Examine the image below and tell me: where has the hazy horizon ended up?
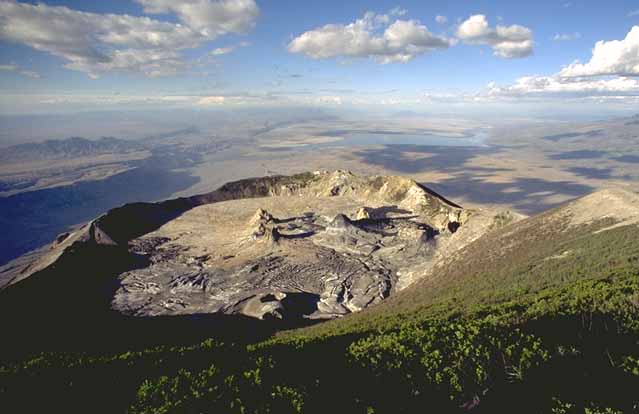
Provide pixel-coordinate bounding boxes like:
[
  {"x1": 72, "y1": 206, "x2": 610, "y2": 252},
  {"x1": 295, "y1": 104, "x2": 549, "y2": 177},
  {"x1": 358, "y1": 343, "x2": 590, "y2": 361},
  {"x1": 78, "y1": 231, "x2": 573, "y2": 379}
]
[{"x1": 1, "y1": 0, "x2": 638, "y2": 118}]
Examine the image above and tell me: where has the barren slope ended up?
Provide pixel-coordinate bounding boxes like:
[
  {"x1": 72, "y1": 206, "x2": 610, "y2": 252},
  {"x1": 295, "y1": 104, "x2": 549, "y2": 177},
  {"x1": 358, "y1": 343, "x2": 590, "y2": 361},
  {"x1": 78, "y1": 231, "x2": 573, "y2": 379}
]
[{"x1": 1, "y1": 171, "x2": 515, "y2": 330}]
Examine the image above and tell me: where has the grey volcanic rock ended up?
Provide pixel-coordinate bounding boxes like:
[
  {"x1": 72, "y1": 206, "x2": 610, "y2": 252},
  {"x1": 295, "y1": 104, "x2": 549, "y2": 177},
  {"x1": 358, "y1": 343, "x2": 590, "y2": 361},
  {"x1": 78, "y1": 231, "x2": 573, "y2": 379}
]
[
  {"x1": 314, "y1": 214, "x2": 381, "y2": 255},
  {"x1": 2, "y1": 171, "x2": 515, "y2": 322},
  {"x1": 113, "y1": 232, "x2": 394, "y2": 319}
]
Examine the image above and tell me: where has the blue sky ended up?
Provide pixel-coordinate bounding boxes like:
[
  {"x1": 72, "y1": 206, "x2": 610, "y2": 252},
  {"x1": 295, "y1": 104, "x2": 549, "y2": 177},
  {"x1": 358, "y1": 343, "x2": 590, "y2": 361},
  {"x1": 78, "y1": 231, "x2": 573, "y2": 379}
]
[{"x1": 0, "y1": 0, "x2": 638, "y2": 114}]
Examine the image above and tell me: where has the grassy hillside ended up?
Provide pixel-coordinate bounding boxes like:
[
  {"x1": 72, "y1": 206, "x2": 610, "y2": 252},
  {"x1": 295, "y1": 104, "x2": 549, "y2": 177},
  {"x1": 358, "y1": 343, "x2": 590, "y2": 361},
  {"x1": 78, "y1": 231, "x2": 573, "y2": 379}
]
[{"x1": 1, "y1": 198, "x2": 639, "y2": 413}]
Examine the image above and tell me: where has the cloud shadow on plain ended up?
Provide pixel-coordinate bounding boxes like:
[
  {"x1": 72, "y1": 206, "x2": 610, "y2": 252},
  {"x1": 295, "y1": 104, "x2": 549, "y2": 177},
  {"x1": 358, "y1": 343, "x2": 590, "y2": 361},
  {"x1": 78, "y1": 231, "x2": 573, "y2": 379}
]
[
  {"x1": 548, "y1": 150, "x2": 608, "y2": 160},
  {"x1": 354, "y1": 144, "x2": 595, "y2": 214}
]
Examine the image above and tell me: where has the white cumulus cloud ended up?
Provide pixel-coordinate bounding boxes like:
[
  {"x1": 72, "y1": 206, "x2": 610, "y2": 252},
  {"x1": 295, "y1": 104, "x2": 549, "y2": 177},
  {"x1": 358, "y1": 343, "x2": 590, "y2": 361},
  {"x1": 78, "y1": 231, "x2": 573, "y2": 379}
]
[
  {"x1": 198, "y1": 95, "x2": 226, "y2": 105},
  {"x1": 288, "y1": 12, "x2": 453, "y2": 64},
  {"x1": 487, "y1": 75, "x2": 639, "y2": 98},
  {"x1": 485, "y1": 27, "x2": 639, "y2": 103},
  {"x1": 389, "y1": 7, "x2": 407, "y2": 17},
  {"x1": 211, "y1": 47, "x2": 234, "y2": 55},
  {"x1": 315, "y1": 95, "x2": 343, "y2": 105},
  {"x1": 0, "y1": 0, "x2": 259, "y2": 78},
  {"x1": 210, "y1": 41, "x2": 249, "y2": 55},
  {"x1": 0, "y1": 62, "x2": 40, "y2": 78},
  {"x1": 457, "y1": 14, "x2": 534, "y2": 58},
  {"x1": 559, "y1": 26, "x2": 639, "y2": 77},
  {"x1": 553, "y1": 32, "x2": 581, "y2": 41},
  {"x1": 435, "y1": 15, "x2": 447, "y2": 24},
  {"x1": 135, "y1": 0, "x2": 258, "y2": 37}
]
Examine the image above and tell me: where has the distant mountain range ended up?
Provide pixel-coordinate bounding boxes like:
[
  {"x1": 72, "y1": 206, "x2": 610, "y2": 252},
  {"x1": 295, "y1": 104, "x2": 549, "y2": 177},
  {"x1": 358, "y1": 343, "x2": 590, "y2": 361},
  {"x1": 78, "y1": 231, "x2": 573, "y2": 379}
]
[{"x1": 0, "y1": 136, "x2": 143, "y2": 163}]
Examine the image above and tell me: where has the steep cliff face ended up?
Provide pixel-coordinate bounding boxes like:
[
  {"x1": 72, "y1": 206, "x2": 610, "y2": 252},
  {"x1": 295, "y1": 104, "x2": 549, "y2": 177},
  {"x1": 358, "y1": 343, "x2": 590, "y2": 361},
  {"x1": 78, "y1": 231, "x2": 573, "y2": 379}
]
[{"x1": 87, "y1": 170, "x2": 466, "y2": 243}]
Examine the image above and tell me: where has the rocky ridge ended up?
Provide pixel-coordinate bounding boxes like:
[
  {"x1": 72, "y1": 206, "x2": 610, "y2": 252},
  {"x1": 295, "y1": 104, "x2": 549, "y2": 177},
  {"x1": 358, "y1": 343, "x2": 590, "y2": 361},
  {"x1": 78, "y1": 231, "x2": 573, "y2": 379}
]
[{"x1": 0, "y1": 171, "x2": 511, "y2": 321}]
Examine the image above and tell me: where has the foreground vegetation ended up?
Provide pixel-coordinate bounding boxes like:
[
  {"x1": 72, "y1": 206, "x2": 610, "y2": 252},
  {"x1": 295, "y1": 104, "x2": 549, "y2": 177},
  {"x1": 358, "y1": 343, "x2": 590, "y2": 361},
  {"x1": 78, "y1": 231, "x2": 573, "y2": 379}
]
[{"x1": 1, "y1": 221, "x2": 638, "y2": 413}]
